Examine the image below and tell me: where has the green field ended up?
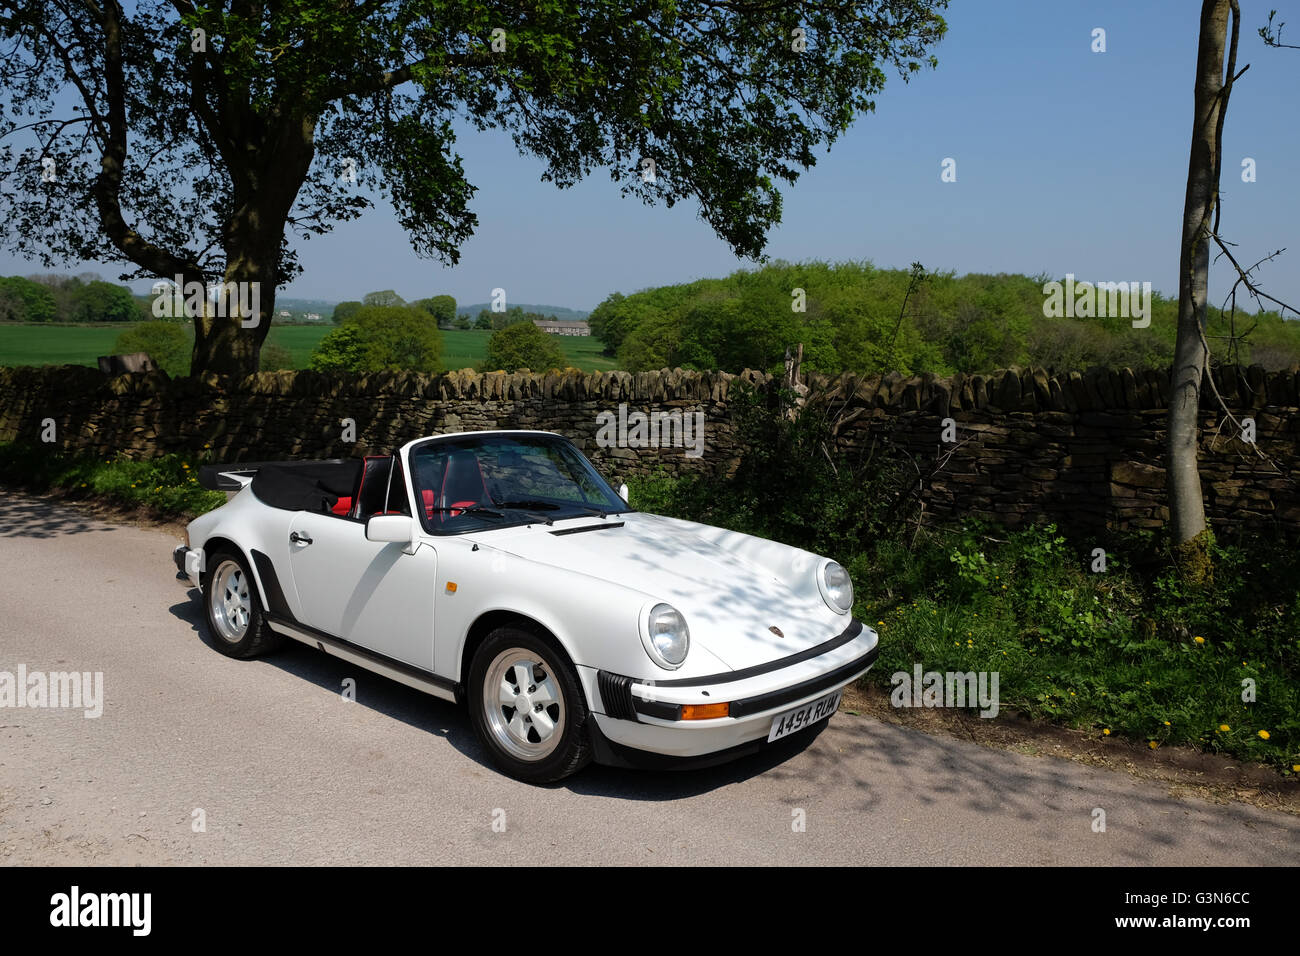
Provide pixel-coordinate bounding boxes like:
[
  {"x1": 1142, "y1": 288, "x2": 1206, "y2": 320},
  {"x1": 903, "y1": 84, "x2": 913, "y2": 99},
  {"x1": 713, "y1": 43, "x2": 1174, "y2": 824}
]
[{"x1": 0, "y1": 323, "x2": 619, "y2": 374}]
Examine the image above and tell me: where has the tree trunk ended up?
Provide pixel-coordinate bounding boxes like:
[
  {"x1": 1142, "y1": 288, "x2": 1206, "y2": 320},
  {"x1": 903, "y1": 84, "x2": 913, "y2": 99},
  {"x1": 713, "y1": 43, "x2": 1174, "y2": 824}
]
[
  {"x1": 188, "y1": 107, "x2": 316, "y2": 378},
  {"x1": 1167, "y1": 0, "x2": 1235, "y2": 584},
  {"x1": 189, "y1": 250, "x2": 277, "y2": 377}
]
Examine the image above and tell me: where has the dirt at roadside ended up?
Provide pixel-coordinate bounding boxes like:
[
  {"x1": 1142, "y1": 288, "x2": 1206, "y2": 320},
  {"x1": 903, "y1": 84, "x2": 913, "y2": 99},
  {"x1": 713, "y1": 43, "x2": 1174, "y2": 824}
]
[{"x1": 841, "y1": 683, "x2": 1299, "y2": 816}]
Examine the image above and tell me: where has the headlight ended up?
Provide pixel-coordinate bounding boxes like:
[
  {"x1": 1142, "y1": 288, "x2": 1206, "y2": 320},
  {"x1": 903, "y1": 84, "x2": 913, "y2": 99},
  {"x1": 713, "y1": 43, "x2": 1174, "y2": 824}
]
[
  {"x1": 819, "y1": 560, "x2": 854, "y2": 614},
  {"x1": 642, "y1": 603, "x2": 690, "y2": 669}
]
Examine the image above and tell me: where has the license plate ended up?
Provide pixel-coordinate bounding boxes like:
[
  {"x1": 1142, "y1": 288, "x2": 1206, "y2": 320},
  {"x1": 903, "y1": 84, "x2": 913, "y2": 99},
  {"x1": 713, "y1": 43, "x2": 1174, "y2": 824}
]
[{"x1": 767, "y1": 689, "x2": 843, "y2": 742}]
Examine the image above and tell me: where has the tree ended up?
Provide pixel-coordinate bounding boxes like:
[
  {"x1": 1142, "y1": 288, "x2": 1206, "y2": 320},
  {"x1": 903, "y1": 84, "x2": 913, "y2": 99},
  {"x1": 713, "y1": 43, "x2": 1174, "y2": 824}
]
[
  {"x1": 1166, "y1": 0, "x2": 1247, "y2": 584},
  {"x1": 1166, "y1": 2, "x2": 1299, "y2": 582},
  {"x1": 69, "y1": 279, "x2": 138, "y2": 322},
  {"x1": 308, "y1": 323, "x2": 365, "y2": 372},
  {"x1": 0, "y1": 275, "x2": 56, "y2": 322},
  {"x1": 332, "y1": 301, "x2": 363, "y2": 324},
  {"x1": 307, "y1": 304, "x2": 441, "y2": 373},
  {"x1": 0, "y1": 1, "x2": 948, "y2": 377},
  {"x1": 472, "y1": 313, "x2": 492, "y2": 331},
  {"x1": 0, "y1": 282, "x2": 26, "y2": 322},
  {"x1": 485, "y1": 321, "x2": 567, "y2": 373},
  {"x1": 363, "y1": 289, "x2": 406, "y2": 308},
  {"x1": 414, "y1": 294, "x2": 457, "y2": 326},
  {"x1": 112, "y1": 321, "x2": 188, "y2": 376}
]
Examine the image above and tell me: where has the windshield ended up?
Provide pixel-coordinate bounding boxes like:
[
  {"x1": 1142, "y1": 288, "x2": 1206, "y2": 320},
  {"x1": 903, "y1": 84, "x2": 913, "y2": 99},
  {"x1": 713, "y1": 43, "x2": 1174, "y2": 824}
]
[{"x1": 408, "y1": 433, "x2": 628, "y2": 535}]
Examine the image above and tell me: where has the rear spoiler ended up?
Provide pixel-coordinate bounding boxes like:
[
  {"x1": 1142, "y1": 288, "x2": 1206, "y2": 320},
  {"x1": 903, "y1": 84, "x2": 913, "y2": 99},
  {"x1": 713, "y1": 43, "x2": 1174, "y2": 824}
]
[{"x1": 197, "y1": 459, "x2": 354, "y2": 492}]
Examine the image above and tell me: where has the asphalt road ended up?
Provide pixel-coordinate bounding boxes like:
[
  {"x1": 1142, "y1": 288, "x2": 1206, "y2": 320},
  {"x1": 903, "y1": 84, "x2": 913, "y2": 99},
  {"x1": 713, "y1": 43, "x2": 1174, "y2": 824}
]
[{"x1": 1, "y1": 491, "x2": 1297, "y2": 866}]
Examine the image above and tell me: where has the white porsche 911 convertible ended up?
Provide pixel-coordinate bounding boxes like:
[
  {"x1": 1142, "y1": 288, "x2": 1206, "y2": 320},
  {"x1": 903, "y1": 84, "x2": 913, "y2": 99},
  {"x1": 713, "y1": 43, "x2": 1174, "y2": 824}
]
[{"x1": 174, "y1": 430, "x2": 879, "y2": 783}]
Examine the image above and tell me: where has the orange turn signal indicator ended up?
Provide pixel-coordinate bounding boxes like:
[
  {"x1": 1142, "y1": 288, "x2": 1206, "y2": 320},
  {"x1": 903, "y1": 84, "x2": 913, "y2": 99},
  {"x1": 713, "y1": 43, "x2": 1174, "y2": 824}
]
[
  {"x1": 445, "y1": 582, "x2": 458, "y2": 593},
  {"x1": 680, "y1": 702, "x2": 730, "y2": 720}
]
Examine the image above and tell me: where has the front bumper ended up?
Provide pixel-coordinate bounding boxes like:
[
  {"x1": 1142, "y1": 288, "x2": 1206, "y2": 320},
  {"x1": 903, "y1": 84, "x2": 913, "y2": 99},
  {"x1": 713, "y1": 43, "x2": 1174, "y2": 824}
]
[
  {"x1": 173, "y1": 544, "x2": 203, "y2": 587},
  {"x1": 585, "y1": 618, "x2": 878, "y2": 762}
]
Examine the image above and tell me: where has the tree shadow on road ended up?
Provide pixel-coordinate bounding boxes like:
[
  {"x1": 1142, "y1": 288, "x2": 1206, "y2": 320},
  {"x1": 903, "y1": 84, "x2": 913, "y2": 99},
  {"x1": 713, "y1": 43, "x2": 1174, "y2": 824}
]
[{"x1": 0, "y1": 493, "x2": 119, "y2": 539}]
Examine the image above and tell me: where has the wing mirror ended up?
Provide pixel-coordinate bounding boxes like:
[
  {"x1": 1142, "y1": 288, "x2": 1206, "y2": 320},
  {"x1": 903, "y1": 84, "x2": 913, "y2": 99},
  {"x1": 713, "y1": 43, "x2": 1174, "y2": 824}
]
[
  {"x1": 618, "y1": 483, "x2": 629, "y2": 504},
  {"x1": 366, "y1": 514, "x2": 411, "y2": 544}
]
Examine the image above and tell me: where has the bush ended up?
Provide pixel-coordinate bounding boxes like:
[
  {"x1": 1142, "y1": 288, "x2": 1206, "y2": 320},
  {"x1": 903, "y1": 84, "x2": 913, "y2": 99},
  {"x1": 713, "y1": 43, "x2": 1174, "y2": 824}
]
[
  {"x1": 308, "y1": 323, "x2": 365, "y2": 372},
  {"x1": 636, "y1": 381, "x2": 914, "y2": 560},
  {"x1": 260, "y1": 342, "x2": 295, "y2": 371},
  {"x1": 484, "y1": 320, "x2": 567, "y2": 373},
  {"x1": 0, "y1": 442, "x2": 225, "y2": 519},
  {"x1": 307, "y1": 305, "x2": 442, "y2": 373},
  {"x1": 112, "y1": 321, "x2": 189, "y2": 376}
]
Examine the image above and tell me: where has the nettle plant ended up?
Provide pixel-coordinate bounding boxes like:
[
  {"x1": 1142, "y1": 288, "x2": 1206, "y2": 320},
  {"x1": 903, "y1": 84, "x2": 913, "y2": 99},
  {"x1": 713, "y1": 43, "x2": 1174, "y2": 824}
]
[{"x1": 0, "y1": 1, "x2": 947, "y2": 377}]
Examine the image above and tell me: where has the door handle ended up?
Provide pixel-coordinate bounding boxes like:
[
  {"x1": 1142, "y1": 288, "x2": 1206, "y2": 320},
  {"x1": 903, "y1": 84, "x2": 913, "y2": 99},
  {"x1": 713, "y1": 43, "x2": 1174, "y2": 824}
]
[{"x1": 290, "y1": 531, "x2": 313, "y2": 545}]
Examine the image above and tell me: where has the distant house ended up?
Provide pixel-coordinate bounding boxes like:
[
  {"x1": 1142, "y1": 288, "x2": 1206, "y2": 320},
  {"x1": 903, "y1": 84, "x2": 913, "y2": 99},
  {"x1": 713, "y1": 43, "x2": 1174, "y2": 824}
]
[
  {"x1": 304, "y1": 312, "x2": 322, "y2": 322},
  {"x1": 533, "y1": 319, "x2": 590, "y2": 336},
  {"x1": 277, "y1": 310, "x2": 291, "y2": 318}
]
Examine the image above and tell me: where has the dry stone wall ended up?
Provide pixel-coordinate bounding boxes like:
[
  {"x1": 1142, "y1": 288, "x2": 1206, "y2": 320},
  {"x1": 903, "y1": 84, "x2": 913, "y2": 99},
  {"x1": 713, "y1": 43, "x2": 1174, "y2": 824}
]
[{"x1": 1, "y1": 362, "x2": 1297, "y2": 536}]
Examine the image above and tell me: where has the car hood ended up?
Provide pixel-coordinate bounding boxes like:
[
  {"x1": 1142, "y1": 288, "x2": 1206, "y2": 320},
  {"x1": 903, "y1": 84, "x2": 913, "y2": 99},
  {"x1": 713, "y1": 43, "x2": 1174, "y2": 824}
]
[{"x1": 478, "y1": 512, "x2": 850, "y2": 672}]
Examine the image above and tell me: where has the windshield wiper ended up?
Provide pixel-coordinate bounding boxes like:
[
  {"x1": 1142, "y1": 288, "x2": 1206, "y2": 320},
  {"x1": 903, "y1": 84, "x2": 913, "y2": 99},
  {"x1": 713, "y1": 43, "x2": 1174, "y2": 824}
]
[
  {"x1": 565, "y1": 504, "x2": 610, "y2": 519},
  {"x1": 491, "y1": 500, "x2": 556, "y2": 525},
  {"x1": 497, "y1": 499, "x2": 612, "y2": 516},
  {"x1": 427, "y1": 505, "x2": 505, "y2": 519},
  {"x1": 494, "y1": 499, "x2": 560, "y2": 510}
]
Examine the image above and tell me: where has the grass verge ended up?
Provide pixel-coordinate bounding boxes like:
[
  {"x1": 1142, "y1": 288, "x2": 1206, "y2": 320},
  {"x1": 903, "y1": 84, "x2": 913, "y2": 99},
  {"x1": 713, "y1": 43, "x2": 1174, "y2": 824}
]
[{"x1": 0, "y1": 441, "x2": 225, "y2": 519}]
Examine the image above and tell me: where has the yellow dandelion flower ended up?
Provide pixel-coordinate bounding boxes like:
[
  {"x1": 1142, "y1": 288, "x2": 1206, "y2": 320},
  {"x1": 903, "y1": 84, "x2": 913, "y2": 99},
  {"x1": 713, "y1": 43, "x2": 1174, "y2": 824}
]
[
  {"x1": 1219, "y1": 724, "x2": 1230, "y2": 732},
  {"x1": 1193, "y1": 636, "x2": 1205, "y2": 644},
  {"x1": 1163, "y1": 720, "x2": 1170, "y2": 726},
  {"x1": 1102, "y1": 728, "x2": 1111, "y2": 736},
  {"x1": 1148, "y1": 741, "x2": 1158, "y2": 749},
  {"x1": 1258, "y1": 730, "x2": 1270, "y2": 740}
]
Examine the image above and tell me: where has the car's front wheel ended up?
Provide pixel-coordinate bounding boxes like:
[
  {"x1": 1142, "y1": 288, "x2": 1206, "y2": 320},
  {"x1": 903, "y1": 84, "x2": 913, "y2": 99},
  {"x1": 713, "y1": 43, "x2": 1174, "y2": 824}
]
[
  {"x1": 468, "y1": 626, "x2": 592, "y2": 783},
  {"x1": 203, "y1": 550, "x2": 283, "y2": 659}
]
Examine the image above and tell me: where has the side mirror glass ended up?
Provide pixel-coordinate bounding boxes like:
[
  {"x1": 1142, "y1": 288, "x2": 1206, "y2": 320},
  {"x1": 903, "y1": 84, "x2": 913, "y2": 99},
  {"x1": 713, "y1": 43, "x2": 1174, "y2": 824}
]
[{"x1": 618, "y1": 483, "x2": 629, "y2": 504}]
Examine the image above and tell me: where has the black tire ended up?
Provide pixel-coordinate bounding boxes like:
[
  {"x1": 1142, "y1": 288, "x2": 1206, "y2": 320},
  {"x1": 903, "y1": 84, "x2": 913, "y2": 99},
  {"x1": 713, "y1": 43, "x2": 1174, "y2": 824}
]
[
  {"x1": 203, "y1": 549, "x2": 284, "y2": 659},
  {"x1": 468, "y1": 625, "x2": 592, "y2": 784}
]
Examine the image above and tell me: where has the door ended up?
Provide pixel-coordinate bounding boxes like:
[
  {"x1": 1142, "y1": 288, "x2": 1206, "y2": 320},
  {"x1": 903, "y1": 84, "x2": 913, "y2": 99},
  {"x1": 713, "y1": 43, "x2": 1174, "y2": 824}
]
[{"x1": 284, "y1": 511, "x2": 438, "y2": 673}]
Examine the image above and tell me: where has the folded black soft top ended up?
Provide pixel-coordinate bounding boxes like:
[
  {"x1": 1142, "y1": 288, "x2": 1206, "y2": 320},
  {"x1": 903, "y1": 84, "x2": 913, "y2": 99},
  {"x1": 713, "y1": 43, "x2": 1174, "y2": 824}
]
[{"x1": 198, "y1": 459, "x2": 364, "y2": 513}]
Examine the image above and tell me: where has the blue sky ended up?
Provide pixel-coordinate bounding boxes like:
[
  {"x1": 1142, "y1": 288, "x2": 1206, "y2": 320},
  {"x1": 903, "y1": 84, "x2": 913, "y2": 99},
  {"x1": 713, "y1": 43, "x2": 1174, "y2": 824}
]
[{"x1": 5, "y1": 0, "x2": 1299, "y2": 313}]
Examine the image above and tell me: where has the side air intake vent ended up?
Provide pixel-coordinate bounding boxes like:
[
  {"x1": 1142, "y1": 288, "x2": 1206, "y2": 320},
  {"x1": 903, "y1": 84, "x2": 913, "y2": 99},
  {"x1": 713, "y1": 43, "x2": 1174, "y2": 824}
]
[{"x1": 597, "y1": 670, "x2": 638, "y2": 720}]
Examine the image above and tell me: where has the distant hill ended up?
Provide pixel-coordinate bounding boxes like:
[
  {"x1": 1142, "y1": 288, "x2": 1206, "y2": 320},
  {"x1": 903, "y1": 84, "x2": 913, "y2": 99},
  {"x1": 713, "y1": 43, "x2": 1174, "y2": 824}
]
[{"x1": 456, "y1": 302, "x2": 589, "y2": 322}]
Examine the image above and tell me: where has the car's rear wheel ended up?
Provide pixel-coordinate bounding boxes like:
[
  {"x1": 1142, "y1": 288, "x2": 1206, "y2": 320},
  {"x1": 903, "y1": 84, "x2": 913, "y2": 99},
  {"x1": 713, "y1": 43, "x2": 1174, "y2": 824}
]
[
  {"x1": 204, "y1": 550, "x2": 283, "y2": 659},
  {"x1": 468, "y1": 626, "x2": 592, "y2": 783}
]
